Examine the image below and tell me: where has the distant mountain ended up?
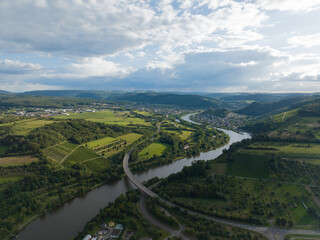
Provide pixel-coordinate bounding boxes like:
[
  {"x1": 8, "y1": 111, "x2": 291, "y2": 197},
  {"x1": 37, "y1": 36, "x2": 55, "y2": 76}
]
[
  {"x1": 235, "y1": 96, "x2": 314, "y2": 117},
  {"x1": 24, "y1": 90, "x2": 121, "y2": 100},
  {"x1": 0, "y1": 90, "x2": 12, "y2": 94},
  {"x1": 217, "y1": 93, "x2": 311, "y2": 103},
  {"x1": 113, "y1": 92, "x2": 227, "y2": 109}
]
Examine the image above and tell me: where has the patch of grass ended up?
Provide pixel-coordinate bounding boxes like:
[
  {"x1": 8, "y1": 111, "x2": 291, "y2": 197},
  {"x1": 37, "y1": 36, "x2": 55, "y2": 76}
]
[
  {"x1": 0, "y1": 155, "x2": 38, "y2": 167},
  {"x1": 82, "y1": 157, "x2": 111, "y2": 171},
  {"x1": 63, "y1": 146, "x2": 99, "y2": 166},
  {"x1": 118, "y1": 133, "x2": 143, "y2": 144},
  {"x1": 86, "y1": 136, "x2": 115, "y2": 149},
  {"x1": 226, "y1": 152, "x2": 270, "y2": 179},
  {"x1": 243, "y1": 142, "x2": 320, "y2": 164},
  {"x1": 44, "y1": 142, "x2": 78, "y2": 162},
  {"x1": 56, "y1": 110, "x2": 150, "y2": 126},
  {"x1": 139, "y1": 142, "x2": 170, "y2": 160},
  {"x1": 61, "y1": 142, "x2": 78, "y2": 150},
  {"x1": 0, "y1": 119, "x2": 55, "y2": 135},
  {"x1": 285, "y1": 234, "x2": 320, "y2": 240}
]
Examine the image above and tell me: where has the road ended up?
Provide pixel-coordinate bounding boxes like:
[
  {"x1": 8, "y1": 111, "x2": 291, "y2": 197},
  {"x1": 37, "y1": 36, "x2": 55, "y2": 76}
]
[
  {"x1": 139, "y1": 194, "x2": 189, "y2": 240},
  {"x1": 123, "y1": 149, "x2": 158, "y2": 197},
  {"x1": 123, "y1": 150, "x2": 320, "y2": 240}
]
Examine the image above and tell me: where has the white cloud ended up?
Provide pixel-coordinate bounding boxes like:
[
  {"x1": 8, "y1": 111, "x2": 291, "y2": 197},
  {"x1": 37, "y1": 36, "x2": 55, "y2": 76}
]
[
  {"x1": 68, "y1": 57, "x2": 133, "y2": 78},
  {"x1": 288, "y1": 32, "x2": 320, "y2": 48},
  {"x1": 0, "y1": 59, "x2": 42, "y2": 74},
  {"x1": 256, "y1": 0, "x2": 320, "y2": 12}
]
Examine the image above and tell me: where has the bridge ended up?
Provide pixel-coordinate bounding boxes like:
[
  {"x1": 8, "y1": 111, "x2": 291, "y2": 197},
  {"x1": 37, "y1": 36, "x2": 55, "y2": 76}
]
[{"x1": 123, "y1": 149, "x2": 158, "y2": 197}]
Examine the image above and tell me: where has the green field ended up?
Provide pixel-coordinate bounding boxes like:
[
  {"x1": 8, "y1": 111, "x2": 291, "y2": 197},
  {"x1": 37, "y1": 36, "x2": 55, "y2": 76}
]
[
  {"x1": 214, "y1": 152, "x2": 270, "y2": 179},
  {"x1": 56, "y1": 110, "x2": 150, "y2": 126},
  {"x1": 44, "y1": 142, "x2": 78, "y2": 162},
  {"x1": 0, "y1": 119, "x2": 55, "y2": 135},
  {"x1": 118, "y1": 133, "x2": 143, "y2": 143},
  {"x1": 243, "y1": 142, "x2": 320, "y2": 164},
  {"x1": 82, "y1": 157, "x2": 111, "y2": 171},
  {"x1": 0, "y1": 155, "x2": 39, "y2": 167},
  {"x1": 63, "y1": 146, "x2": 99, "y2": 166},
  {"x1": 139, "y1": 142, "x2": 170, "y2": 160},
  {"x1": 86, "y1": 136, "x2": 115, "y2": 149}
]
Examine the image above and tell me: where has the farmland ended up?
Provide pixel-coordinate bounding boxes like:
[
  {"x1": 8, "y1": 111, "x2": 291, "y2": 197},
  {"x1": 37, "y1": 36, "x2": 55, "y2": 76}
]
[
  {"x1": 44, "y1": 141, "x2": 78, "y2": 162},
  {"x1": 0, "y1": 155, "x2": 38, "y2": 167},
  {"x1": 56, "y1": 110, "x2": 151, "y2": 126},
  {"x1": 139, "y1": 142, "x2": 170, "y2": 160},
  {"x1": 0, "y1": 119, "x2": 55, "y2": 135},
  {"x1": 213, "y1": 152, "x2": 270, "y2": 179},
  {"x1": 63, "y1": 146, "x2": 100, "y2": 166},
  {"x1": 241, "y1": 142, "x2": 320, "y2": 165}
]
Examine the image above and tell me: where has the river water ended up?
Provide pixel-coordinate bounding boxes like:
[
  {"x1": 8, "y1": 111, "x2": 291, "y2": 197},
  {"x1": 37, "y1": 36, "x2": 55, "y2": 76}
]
[{"x1": 17, "y1": 114, "x2": 250, "y2": 240}]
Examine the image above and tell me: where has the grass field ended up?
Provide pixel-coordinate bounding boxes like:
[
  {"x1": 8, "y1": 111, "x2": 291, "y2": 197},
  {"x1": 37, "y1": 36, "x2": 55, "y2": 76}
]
[
  {"x1": 242, "y1": 142, "x2": 320, "y2": 164},
  {"x1": 0, "y1": 119, "x2": 55, "y2": 135},
  {"x1": 82, "y1": 157, "x2": 111, "y2": 171},
  {"x1": 44, "y1": 142, "x2": 78, "y2": 162},
  {"x1": 214, "y1": 152, "x2": 270, "y2": 178},
  {"x1": 86, "y1": 136, "x2": 115, "y2": 149},
  {"x1": 0, "y1": 155, "x2": 38, "y2": 167},
  {"x1": 139, "y1": 142, "x2": 170, "y2": 160},
  {"x1": 56, "y1": 110, "x2": 150, "y2": 126},
  {"x1": 118, "y1": 133, "x2": 143, "y2": 143},
  {"x1": 63, "y1": 146, "x2": 99, "y2": 166}
]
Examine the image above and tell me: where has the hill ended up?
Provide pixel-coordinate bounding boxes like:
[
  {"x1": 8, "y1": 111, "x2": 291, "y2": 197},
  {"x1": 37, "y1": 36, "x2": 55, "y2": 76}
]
[
  {"x1": 113, "y1": 92, "x2": 227, "y2": 109},
  {"x1": 24, "y1": 90, "x2": 120, "y2": 100},
  {"x1": 235, "y1": 96, "x2": 314, "y2": 117},
  {"x1": 202, "y1": 108, "x2": 229, "y2": 117}
]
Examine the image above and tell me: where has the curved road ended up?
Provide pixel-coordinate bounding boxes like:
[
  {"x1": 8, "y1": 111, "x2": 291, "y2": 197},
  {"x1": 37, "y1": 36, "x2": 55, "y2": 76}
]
[{"x1": 123, "y1": 150, "x2": 320, "y2": 240}]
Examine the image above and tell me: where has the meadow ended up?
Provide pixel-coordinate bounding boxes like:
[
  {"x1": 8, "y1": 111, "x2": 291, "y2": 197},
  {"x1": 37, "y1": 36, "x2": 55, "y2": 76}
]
[
  {"x1": 242, "y1": 142, "x2": 320, "y2": 165},
  {"x1": 0, "y1": 119, "x2": 55, "y2": 135},
  {"x1": 44, "y1": 141, "x2": 78, "y2": 162},
  {"x1": 139, "y1": 142, "x2": 170, "y2": 160},
  {"x1": 56, "y1": 110, "x2": 150, "y2": 126},
  {"x1": 0, "y1": 155, "x2": 38, "y2": 167},
  {"x1": 213, "y1": 152, "x2": 270, "y2": 179},
  {"x1": 63, "y1": 146, "x2": 100, "y2": 166}
]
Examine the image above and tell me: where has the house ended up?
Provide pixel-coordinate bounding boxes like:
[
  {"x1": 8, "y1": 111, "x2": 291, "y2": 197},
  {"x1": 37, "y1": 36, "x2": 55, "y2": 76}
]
[
  {"x1": 110, "y1": 224, "x2": 123, "y2": 238},
  {"x1": 111, "y1": 229, "x2": 121, "y2": 238},
  {"x1": 83, "y1": 235, "x2": 91, "y2": 240}
]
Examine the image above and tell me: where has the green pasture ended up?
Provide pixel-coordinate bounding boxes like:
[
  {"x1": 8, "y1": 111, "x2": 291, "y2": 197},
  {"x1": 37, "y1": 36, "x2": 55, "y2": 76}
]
[
  {"x1": 56, "y1": 110, "x2": 150, "y2": 126},
  {"x1": 82, "y1": 157, "x2": 111, "y2": 171},
  {"x1": 0, "y1": 119, "x2": 55, "y2": 135},
  {"x1": 44, "y1": 142, "x2": 78, "y2": 162},
  {"x1": 86, "y1": 136, "x2": 115, "y2": 149},
  {"x1": 63, "y1": 146, "x2": 99, "y2": 166},
  {"x1": 243, "y1": 142, "x2": 320, "y2": 164},
  {"x1": 118, "y1": 133, "x2": 142, "y2": 143},
  {"x1": 0, "y1": 155, "x2": 39, "y2": 167},
  {"x1": 139, "y1": 142, "x2": 170, "y2": 160},
  {"x1": 215, "y1": 152, "x2": 270, "y2": 178}
]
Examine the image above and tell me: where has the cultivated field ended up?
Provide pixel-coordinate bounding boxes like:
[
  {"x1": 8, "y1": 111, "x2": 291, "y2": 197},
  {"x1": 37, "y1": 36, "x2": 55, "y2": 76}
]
[
  {"x1": 63, "y1": 146, "x2": 99, "y2": 166},
  {"x1": 139, "y1": 142, "x2": 170, "y2": 160},
  {"x1": 0, "y1": 155, "x2": 38, "y2": 167},
  {"x1": 56, "y1": 110, "x2": 150, "y2": 126},
  {"x1": 44, "y1": 141, "x2": 78, "y2": 162},
  {"x1": 0, "y1": 119, "x2": 55, "y2": 135}
]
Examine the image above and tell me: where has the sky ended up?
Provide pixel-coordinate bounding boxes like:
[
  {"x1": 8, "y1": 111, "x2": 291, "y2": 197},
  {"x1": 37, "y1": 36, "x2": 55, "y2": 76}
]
[{"x1": 0, "y1": 0, "x2": 320, "y2": 93}]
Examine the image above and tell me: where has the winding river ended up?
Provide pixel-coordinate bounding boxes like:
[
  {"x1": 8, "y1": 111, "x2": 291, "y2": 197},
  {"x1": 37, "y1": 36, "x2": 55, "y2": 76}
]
[{"x1": 17, "y1": 114, "x2": 250, "y2": 240}]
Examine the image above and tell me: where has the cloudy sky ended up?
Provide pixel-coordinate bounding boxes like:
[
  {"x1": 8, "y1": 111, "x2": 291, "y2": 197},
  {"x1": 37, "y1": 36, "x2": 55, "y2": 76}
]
[{"x1": 1, "y1": 0, "x2": 320, "y2": 92}]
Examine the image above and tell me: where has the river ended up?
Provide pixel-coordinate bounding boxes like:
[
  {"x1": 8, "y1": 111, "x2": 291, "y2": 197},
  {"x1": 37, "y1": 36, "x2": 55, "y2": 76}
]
[{"x1": 17, "y1": 114, "x2": 250, "y2": 240}]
